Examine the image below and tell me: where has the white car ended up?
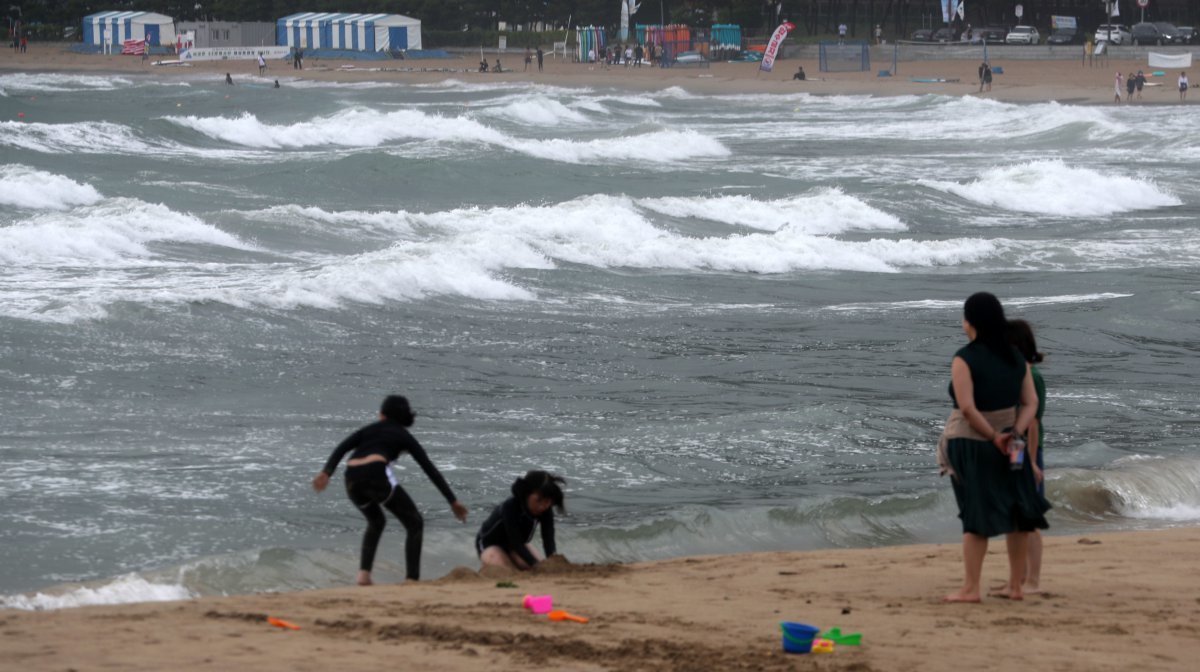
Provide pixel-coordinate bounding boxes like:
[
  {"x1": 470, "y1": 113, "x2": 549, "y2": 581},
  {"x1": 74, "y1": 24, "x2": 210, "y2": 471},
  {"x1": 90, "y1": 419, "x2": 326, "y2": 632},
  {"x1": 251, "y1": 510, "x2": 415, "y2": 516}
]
[
  {"x1": 1005, "y1": 26, "x2": 1040, "y2": 44},
  {"x1": 1094, "y1": 24, "x2": 1131, "y2": 45}
]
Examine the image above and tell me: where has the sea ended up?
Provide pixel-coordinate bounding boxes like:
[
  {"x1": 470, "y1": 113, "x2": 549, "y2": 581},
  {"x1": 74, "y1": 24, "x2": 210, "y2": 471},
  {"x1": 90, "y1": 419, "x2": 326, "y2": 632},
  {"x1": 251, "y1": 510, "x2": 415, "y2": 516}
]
[{"x1": 1, "y1": 69, "x2": 1198, "y2": 610}]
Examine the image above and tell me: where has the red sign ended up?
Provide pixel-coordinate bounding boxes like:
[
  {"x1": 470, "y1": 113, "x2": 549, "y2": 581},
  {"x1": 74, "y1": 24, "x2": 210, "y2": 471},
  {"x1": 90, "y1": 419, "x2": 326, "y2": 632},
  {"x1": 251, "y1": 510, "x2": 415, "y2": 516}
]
[{"x1": 1136, "y1": 0, "x2": 1149, "y2": 8}]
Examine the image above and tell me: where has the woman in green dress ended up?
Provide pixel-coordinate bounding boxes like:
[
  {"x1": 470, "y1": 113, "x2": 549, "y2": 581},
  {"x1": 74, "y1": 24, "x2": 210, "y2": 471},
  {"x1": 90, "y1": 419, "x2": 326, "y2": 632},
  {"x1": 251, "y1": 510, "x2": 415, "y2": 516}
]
[
  {"x1": 1008, "y1": 319, "x2": 1047, "y2": 593},
  {"x1": 940, "y1": 293, "x2": 1049, "y2": 603}
]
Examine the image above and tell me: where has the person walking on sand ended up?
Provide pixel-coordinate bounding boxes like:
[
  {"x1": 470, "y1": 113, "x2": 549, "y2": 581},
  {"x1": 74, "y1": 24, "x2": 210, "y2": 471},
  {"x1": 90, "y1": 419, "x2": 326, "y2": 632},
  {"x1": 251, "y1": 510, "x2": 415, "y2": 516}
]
[
  {"x1": 978, "y1": 61, "x2": 988, "y2": 93},
  {"x1": 938, "y1": 293, "x2": 1050, "y2": 603},
  {"x1": 477, "y1": 471, "x2": 567, "y2": 571},
  {"x1": 313, "y1": 395, "x2": 469, "y2": 586},
  {"x1": 1114, "y1": 71, "x2": 1123, "y2": 104},
  {"x1": 524, "y1": 46, "x2": 532, "y2": 71},
  {"x1": 1180, "y1": 72, "x2": 1190, "y2": 101},
  {"x1": 536, "y1": 46, "x2": 544, "y2": 72},
  {"x1": 257, "y1": 52, "x2": 266, "y2": 76}
]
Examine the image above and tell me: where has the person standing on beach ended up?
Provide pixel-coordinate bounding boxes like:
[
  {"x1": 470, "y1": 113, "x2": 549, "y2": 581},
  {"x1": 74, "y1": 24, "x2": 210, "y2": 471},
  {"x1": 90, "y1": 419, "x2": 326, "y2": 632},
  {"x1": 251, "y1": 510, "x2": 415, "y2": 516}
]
[
  {"x1": 524, "y1": 46, "x2": 532, "y2": 71},
  {"x1": 536, "y1": 46, "x2": 544, "y2": 72},
  {"x1": 312, "y1": 395, "x2": 469, "y2": 586},
  {"x1": 978, "y1": 62, "x2": 988, "y2": 93},
  {"x1": 476, "y1": 471, "x2": 566, "y2": 571},
  {"x1": 1180, "y1": 72, "x2": 1189, "y2": 101},
  {"x1": 1126, "y1": 72, "x2": 1137, "y2": 102},
  {"x1": 1085, "y1": 38, "x2": 1094, "y2": 67},
  {"x1": 635, "y1": 43, "x2": 643, "y2": 67},
  {"x1": 1135, "y1": 70, "x2": 1145, "y2": 100},
  {"x1": 838, "y1": 23, "x2": 847, "y2": 45},
  {"x1": 1114, "y1": 71, "x2": 1123, "y2": 104},
  {"x1": 257, "y1": 52, "x2": 266, "y2": 76},
  {"x1": 874, "y1": 24, "x2": 883, "y2": 45},
  {"x1": 1008, "y1": 319, "x2": 1047, "y2": 594},
  {"x1": 938, "y1": 292, "x2": 1049, "y2": 603}
]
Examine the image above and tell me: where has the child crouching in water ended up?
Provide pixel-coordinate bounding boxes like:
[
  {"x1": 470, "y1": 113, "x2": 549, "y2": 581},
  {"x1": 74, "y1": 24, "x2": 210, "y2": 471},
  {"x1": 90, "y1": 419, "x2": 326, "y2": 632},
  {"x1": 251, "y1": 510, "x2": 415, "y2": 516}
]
[{"x1": 476, "y1": 470, "x2": 565, "y2": 570}]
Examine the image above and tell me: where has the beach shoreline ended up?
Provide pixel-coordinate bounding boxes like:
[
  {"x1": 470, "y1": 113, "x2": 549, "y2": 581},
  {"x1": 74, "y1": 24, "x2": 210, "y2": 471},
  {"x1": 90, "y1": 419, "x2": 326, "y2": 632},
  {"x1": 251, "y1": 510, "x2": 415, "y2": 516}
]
[
  {"x1": 2, "y1": 44, "x2": 1194, "y2": 105},
  {"x1": 3, "y1": 527, "x2": 1198, "y2": 671}
]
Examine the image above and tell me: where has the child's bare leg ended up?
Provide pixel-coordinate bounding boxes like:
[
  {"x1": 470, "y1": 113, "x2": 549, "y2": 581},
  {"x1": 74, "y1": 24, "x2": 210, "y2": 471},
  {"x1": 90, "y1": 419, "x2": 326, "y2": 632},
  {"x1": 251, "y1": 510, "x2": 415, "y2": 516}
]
[{"x1": 480, "y1": 546, "x2": 517, "y2": 571}]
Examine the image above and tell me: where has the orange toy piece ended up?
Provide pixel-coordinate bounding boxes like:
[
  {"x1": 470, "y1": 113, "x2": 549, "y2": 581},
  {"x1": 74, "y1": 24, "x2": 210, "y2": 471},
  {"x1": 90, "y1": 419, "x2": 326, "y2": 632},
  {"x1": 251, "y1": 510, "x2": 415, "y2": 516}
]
[
  {"x1": 547, "y1": 610, "x2": 589, "y2": 624},
  {"x1": 267, "y1": 616, "x2": 301, "y2": 630}
]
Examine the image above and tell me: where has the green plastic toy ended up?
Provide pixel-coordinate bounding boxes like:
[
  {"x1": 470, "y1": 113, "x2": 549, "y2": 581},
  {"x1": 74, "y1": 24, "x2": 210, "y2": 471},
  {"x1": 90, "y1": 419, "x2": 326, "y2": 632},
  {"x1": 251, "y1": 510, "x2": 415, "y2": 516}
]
[{"x1": 817, "y1": 627, "x2": 863, "y2": 646}]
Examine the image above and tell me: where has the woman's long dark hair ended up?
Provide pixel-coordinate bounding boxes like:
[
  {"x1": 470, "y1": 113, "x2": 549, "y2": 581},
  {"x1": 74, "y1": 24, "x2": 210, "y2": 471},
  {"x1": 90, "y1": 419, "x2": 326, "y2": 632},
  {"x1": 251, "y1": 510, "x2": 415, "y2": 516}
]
[
  {"x1": 512, "y1": 470, "x2": 567, "y2": 514},
  {"x1": 964, "y1": 292, "x2": 1017, "y2": 365},
  {"x1": 380, "y1": 395, "x2": 416, "y2": 427},
  {"x1": 1007, "y1": 319, "x2": 1045, "y2": 364}
]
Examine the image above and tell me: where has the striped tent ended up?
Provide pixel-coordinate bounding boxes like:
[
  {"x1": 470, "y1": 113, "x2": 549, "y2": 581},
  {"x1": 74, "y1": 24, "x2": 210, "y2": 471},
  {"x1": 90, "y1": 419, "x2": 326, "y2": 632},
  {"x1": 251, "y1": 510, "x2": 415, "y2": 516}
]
[
  {"x1": 83, "y1": 11, "x2": 177, "y2": 47},
  {"x1": 276, "y1": 12, "x2": 421, "y2": 51}
]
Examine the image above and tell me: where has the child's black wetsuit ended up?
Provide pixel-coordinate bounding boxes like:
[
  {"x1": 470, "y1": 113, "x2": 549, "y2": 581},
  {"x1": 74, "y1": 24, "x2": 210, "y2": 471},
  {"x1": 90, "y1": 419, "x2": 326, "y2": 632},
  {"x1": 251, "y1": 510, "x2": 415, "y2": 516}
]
[
  {"x1": 321, "y1": 420, "x2": 457, "y2": 579},
  {"x1": 475, "y1": 497, "x2": 555, "y2": 567}
]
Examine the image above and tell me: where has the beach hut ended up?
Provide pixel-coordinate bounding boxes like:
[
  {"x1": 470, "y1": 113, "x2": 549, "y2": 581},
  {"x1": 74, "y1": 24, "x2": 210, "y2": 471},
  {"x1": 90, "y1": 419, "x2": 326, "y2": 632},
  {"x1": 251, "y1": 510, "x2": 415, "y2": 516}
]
[
  {"x1": 83, "y1": 11, "x2": 177, "y2": 48},
  {"x1": 276, "y1": 12, "x2": 421, "y2": 51}
]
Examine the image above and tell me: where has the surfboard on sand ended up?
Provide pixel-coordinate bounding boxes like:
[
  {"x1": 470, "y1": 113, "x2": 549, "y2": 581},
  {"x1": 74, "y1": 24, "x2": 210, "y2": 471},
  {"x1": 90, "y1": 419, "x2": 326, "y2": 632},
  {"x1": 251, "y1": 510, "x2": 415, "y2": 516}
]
[
  {"x1": 153, "y1": 60, "x2": 190, "y2": 67},
  {"x1": 910, "y1": 77, "x2": 960, "y2": 83}
]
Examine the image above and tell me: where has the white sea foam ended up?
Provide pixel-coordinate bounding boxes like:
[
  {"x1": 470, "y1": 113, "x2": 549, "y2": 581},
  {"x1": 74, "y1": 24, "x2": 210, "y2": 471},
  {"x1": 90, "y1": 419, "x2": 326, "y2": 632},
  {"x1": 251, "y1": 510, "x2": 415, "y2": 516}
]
[
  {"x1": 0, "y1": 198, "x2": 250, "y2": 266},
  {"x1": 822, "y1": 293, "x2": 1134, "y2": 313},
  {"x1": 487, "y1": 96, "x2": 590, "y2": 126},
  {"x1": 638, "y1": 189, "x2": 906, "y2": 234},
  {"x1": 244, "y1": 204, "x2": 414, "y2": 234},
  {"x1": 0, "y1": 119, "x2": 155, "y2": 154},
  {"x1": 0, "y1": 165, "x2": 102, "y2": 210},
  {"x1": 922, "y1": 160, "x2": 1181, "y2": 216},
  {"x1": 0, "y1": 73, "x2": 136, "y2": 94},
  {"x1": 0, "y1": 574, "x2": 192, "y2": 610},
  {"x1": 167, "y1": 109, "x2": 729, "y2": 163}
]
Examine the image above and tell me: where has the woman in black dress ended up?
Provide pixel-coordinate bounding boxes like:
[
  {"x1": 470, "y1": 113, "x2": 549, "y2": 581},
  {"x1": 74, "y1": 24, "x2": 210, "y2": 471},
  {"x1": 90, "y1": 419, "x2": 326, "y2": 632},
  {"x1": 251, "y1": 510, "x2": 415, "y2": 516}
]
[{"x1": 940, "y1": 293, "x2": 1049, "y2": 602}]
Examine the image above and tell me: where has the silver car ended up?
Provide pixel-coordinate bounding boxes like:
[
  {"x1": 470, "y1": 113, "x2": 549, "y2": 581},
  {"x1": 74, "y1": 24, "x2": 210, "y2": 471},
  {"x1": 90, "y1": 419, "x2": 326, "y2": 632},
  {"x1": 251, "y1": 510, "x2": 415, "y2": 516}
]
[
  {"x1": 1005, "y1": 26, "x2": 1040, "y2": 45},
  {"x1": 1094, "y1": 24, "x2": 1131, "y2": 45}
]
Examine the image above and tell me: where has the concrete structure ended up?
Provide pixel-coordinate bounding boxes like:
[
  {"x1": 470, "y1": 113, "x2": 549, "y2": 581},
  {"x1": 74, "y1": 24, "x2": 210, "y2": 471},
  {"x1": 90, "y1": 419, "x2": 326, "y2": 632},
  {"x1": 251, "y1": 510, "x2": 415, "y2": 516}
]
[
  {"x1": 83, "y1": 11, "x2": 177, "y2": 47},
  {"x1": 176, "y1": 22, "x2": 276, "y2": 48},
  {"x1": 276, "y1": 12, "x2": 422, "y2": 51}
]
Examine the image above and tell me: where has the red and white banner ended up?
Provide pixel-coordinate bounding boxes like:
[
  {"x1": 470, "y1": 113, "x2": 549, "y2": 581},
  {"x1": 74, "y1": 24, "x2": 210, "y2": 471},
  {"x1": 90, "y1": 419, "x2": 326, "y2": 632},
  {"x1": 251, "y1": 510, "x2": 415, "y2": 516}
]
[
  {"x1": 121, "y1": 39, "x2": 147, "y2": 55},
  {"x1": 759, "y1": 22, "x2": 796, "y2": 73}
]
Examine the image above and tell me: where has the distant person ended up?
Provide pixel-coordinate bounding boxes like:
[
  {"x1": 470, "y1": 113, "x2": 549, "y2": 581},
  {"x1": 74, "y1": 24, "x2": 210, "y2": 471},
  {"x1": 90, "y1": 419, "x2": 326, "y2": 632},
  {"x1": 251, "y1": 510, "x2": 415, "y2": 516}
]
[
  {"x1": 1125, "y1": 72, "x2": 1136, "y2": 101},
  {"x1": 587, "y1": 47, "x2": 596, "y2": 63},
  {"x1": 494, "y1": 58, "x2": 503, "y2": 72},
  {"x1": 273, "y1": 79, "x2": 280, "y2": 88},
  {"x1": 257, "y1": 52, "x2": 266, "y2": 75},
  {"x1": 1135, "y1": 70, "x2": 1145, "y2": 99},
  {"x1": 624, "y1": 44, "x2": 633, "y2": 67},
  {"x1": 838, "y1": 23, "x2": 847, "y2": 45},
  {"x1": 939, "y1": 293, "x2": 1048, "y2": 603},
  {"x1": 142, "y1": 40, "x2": 149, "y2": 64},
  {"x1": 225, "y1": 72, "x2": 233, "y2": 85},
  {"x1": 1180, "y1": 71, "x2": 1190, "y2": 101},
  {"x1": 477, "y1": 471, "x2": 566, "y2": 571},
  {"x1": 20, "y1": 34, "x2": 27, "y2": 53},
  {"x1": 293, "y1": 47, "x2": 303, "y2": 70},
  {"x1": 978, "y1": 61, "x2": 988, "y2": 92},
  {"x1": 479, "y1": 59, "x2": 489, "y2": 72},
  {"x1": 1114, "y1": 71, "x2": 1123, "y2": 104},
  {"x1": 793, "y1": 65, "x2": 806, "y2": 80},
  {"x1": 635, "y1": 43, "x2": 643, "y2": 67},
  {"x1": 312, "y1": 395, "x2": 469, "y2": 586},
  {"x1": 983, "y1": 63, "x2": 993, "y2": 91},
  {"x1": 524, "y1": 46, "x2": 532, "y2": 71},
  {"x1": 536, "y1": 46, "x2": 544, "y2": 72},
  {"x1": 874, "y1": 24, "x2": 883, "y2": 45},
  {"x1": 1008, "y1": 319, "x2": 1048, "y2": 595}
]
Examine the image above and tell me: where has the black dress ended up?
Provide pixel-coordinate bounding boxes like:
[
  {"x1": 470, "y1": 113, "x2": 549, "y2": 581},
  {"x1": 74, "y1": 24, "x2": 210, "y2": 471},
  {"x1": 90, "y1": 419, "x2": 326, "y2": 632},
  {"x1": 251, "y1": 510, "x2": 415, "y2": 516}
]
[{"x1": 947, "y1": 341, "x2": 1050, "y2": 537}]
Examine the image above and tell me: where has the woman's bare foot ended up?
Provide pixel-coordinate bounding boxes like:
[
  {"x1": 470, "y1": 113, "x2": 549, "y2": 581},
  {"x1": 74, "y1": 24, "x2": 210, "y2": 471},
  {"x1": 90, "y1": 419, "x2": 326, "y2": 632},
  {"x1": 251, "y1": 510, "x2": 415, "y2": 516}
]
[
  {"x1": 942, "y1": 592, "x2": 981, "y2": 603},
  {"x1": 356, "y1": 570, "x2": 373, "y2": 586},
  {"x1": 988, "y1": 588, "x2": 1023, "y2": 601}
]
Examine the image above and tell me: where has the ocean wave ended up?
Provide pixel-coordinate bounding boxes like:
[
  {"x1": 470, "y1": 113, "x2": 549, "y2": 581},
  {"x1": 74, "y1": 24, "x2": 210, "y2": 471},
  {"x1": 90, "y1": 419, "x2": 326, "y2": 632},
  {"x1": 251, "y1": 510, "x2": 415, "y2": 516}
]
[
  {"x1": 0, "y1": 119, "x2": 156, "y2": 155},
  {"x1": 0, "y1": 573, "x2": 192, "y2": 610},
  {"x1": 0, "y1": 165, "x2": 102, "y2": 210},
  {"x1": 921, "y1": 160, "x2": 1181, "y2": 216},
  {"x1": 638, "y1": 189, "x2": 906, "y2": 234},
  {"x1": 822, "y1": 293, "x2": 1134, "y2": 313},
  {"x1": 1052, "y1": 456, "x2": 1200, "y2": 522},
  {"x1": 0, "y1": 73, "x2": 136, "y2": 94},
  {"x1": 486, "y1": 96, "x2": 590, "y2": 126},
  {"x1": 0, "y1": 198, "x2": 250, "y2": 266},
  {"x1": 166, "y1": 108, "x2": 729, "y2": 163}
]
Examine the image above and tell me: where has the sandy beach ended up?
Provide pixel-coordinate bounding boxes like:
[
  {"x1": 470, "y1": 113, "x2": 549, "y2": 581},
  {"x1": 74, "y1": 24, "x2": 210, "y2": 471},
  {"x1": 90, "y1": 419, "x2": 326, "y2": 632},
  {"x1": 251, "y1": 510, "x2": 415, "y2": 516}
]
[
  {"x1": 1, "y1": 44, "x2": 1194, "y2": 105},
  {"x1": 2, "y1": 528, "x2": 1197, "y2": 671}
]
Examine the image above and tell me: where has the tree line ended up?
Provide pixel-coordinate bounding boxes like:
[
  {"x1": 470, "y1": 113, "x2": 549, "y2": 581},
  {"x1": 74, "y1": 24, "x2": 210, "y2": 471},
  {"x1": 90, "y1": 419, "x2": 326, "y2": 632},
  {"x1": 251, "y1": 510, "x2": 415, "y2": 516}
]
[{"x1": 12, "y1": 1, "x2": 1199, "y2": 37}]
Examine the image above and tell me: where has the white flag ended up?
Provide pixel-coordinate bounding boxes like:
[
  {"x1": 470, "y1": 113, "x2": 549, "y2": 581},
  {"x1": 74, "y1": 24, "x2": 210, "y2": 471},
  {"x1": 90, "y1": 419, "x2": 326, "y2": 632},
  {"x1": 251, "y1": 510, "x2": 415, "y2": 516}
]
[{"x1": 1109, "y1": 1, "x2": 1119, "y2": 18}]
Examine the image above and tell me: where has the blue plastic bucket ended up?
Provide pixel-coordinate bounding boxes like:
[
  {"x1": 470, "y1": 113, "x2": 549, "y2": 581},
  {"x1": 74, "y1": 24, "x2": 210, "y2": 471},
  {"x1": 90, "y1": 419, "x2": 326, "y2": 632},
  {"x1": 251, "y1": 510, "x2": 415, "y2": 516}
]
[{"x1": 780, "y1": 622, "x2": 820, "y2": 654}]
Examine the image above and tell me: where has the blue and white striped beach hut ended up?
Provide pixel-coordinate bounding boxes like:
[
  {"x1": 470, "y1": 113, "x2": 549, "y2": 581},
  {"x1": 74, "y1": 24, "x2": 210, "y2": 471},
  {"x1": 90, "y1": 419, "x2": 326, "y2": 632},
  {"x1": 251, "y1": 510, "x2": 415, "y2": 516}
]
[
  {"x1": 83, "y1": 11, "x2": 177, "y2": 47},
  {"x1": 276, "y1": 12, "x2": 421, "y2": 51}
]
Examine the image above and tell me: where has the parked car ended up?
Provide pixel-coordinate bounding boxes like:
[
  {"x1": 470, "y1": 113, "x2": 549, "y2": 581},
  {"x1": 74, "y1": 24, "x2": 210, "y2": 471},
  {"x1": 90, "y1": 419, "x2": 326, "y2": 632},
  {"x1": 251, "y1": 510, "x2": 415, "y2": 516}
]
[
  {"x1": 932, "y1": 27, "x2": 957, "y2": 42},
  {"x1": 673, "y1": 51, "x2": 707, "y2": 64},
  {"x1": 1094, "y1": 24, "x2": 1131, "y2": 45},
  {"x1": 1046, "y1": 28, "x2": 1082, "y2": 45},
  {"x1": 1131, "y1": 22, "x2": 1184, "y2": 45},
  {"x1": 1178, "y1": 27, "x2": 1197, "y2": 44},
  {"x1": 1005, "y1": 26, "x2": 1040, "y2": 45},
  {"x1": 977, "y1": 26, "x2": 1009, "y2": 43},
  {"x1": 910, "y1": 28, "x2": 934, "y2": 42}
]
